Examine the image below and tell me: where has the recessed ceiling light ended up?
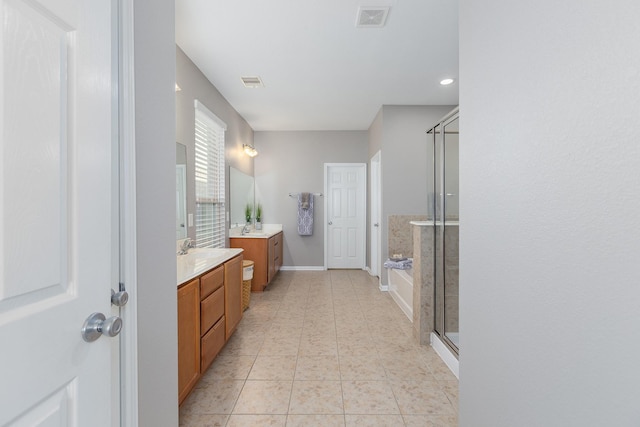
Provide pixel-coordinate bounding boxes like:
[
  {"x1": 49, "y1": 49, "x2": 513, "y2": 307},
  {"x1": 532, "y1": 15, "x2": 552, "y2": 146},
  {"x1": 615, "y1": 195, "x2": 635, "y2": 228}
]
[
  {"x1": 440, "y1": 78, "x2": 455, "y2": 86},
  {"x1": 241, "y1": 76, "x2": 264, "y2": 88}
]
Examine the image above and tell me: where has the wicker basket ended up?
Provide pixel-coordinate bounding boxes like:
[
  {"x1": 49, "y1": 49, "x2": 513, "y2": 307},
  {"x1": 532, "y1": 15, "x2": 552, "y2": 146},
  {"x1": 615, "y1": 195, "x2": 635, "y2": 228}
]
[{"x1": 242, "y1": 279, "x2": 251, "y2": 311}]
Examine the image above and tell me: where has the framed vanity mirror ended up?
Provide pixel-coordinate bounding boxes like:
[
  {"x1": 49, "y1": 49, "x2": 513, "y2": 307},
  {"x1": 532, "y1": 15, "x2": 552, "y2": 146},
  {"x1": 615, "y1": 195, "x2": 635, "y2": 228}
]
[
  {"x1": 229, "y1": 166, "x2": 254, "y2": 226},
  {"x1": 176, "y1": 142, "x2": 187, "y2": 239}
]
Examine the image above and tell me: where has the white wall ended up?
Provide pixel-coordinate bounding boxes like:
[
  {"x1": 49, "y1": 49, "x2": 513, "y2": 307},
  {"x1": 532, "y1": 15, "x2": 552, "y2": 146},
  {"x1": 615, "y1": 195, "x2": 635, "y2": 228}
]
[
  {"x1": 254, "y1": 131, "x2": 368, "y2": 267},
  {"x1": 459, "y1": 1, "x2": 640, "y2": 425},
  {"x1": 134, "y1": 0, "x2": 177, "y2": 425}
]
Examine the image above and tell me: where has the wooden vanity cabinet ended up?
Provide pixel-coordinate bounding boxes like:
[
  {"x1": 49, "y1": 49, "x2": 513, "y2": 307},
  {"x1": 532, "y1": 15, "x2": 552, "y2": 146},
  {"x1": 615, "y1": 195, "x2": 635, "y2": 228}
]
[
  {"x1": 200, "y1": 265, "x2": 225, "y2": 373},
  {"x1": 230, "y1": 231, "x2": 283, "y2": 292},
  {"x1": 177, "y1": 253, "x2": 244, "y2": 405},
  {"x1": 268, "y1": 231, "x2": 283, "y2": 284},
  {"x1": 224, "y1": 255, "x2": 243, "y2": 339},
  {"x1": 177, "y1": 278, "x2": 200, "y2": 405}
]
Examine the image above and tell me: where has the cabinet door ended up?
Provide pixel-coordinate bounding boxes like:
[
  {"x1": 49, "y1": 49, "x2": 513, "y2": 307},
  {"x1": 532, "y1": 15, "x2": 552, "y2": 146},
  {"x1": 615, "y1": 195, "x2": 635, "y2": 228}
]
[
  {"x1": 230, "y1": 237, "x2": 268, "y2": 291},
  {"x1": 224, "y1": 255, "x2": 243, "y2": 340},
  {"x1": 268, "y1": 236, "x2": 276, "y2": 283},
  {"x1": 178, "y1": 279, "x2": 200, "y2": 404},
  {"x1": 275, "y1": 232, "x2": 283, "y2": 271}
]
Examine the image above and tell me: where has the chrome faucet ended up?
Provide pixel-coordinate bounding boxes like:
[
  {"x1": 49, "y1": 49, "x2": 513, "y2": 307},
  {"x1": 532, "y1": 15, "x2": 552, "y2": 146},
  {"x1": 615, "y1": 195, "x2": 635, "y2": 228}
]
[
  {"x1": 241, "y1": 224, "x2": 251, "y2": 235},
  {"x1": 177, "y1": 238, "x2": 194, "y2": 255}
]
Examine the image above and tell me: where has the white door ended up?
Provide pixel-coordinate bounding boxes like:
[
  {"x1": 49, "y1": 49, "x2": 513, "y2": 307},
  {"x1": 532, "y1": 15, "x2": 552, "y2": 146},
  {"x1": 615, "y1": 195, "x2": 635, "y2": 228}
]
[
  {"x1": 1, "y1": 0, "x2": 119, "y2": 425},
  {"x1": 370, "y1": 152, "x2": 381, "y2": 277},
  {"x1": 325, "y1": 164, "x2": 366, "y2": 269}
]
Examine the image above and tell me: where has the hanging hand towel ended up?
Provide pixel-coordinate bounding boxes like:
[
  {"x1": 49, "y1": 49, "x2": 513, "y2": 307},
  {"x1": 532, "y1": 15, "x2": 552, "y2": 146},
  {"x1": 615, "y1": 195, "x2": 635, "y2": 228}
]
[{"x1": 297, "y1": 193, "x2": 314, "y2": 235}]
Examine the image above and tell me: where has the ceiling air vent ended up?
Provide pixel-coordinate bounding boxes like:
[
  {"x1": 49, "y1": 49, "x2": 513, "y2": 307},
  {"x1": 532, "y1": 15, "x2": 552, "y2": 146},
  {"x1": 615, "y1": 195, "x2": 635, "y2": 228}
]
[
  {"x1": 356, "y1": 6, "x2": 390, "y2": 28},
  {"x1": 241, "y1": 76, "x2": 264, "y2": 88}
]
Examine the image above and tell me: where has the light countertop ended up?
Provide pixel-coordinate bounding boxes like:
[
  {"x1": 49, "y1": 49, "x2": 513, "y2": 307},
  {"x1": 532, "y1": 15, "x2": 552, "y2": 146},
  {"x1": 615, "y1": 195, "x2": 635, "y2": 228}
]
[
  {"x1": 229, "y1": 223, "x2": 283, "y2": 239},
  {"x1": 177, "y1": 247, "x2": 243, "y2": 286}
]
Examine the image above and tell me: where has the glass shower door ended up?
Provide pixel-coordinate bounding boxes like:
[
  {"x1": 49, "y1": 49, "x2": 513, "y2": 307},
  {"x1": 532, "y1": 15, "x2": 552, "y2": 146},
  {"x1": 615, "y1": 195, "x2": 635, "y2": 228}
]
[
  {"x1": 443, "y1": 116, "x2": 459, "y2": 350},
  {"x1": 432, "y1": 109, "x2": 459, "y2": 355}
]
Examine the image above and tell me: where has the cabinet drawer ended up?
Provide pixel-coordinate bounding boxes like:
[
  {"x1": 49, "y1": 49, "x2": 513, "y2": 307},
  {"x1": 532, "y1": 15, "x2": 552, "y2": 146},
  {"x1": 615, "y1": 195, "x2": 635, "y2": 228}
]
[
  {"x1": 200, "y1": 285, "x2": 224, "y2": 335},
  {"x1": 201, "y1": 316, "x2": 225, "y2": 372},
  {"x1": 200, "y1": 265, "x2": 224, "y2": 299}
]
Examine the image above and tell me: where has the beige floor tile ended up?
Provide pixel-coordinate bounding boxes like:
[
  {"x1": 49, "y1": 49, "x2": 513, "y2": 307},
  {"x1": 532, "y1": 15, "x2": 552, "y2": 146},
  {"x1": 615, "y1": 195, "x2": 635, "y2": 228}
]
[
  {"x1": 248, "y1": 355, "x2": 297, "y2": 380},
  {"x1": 295, "y1": 355, "x2": 341, "y2": 380},
  {"x1": 233, "y1": 380, "x2": 293, "y2": 414},
  {"x1": 286, "y1": 414, "x2": 346, "y2": 427},
  {"x1": 179, "y1": 414, "x2": 229, "y2": 427},
  {"x1": 298, "y1": 337, "x2": 339, "y2": 356},
  {"x1": 180, "y1": 380, "x2": 245, "y2": 415},
  {"x1": 439, "y1": 380, "x2": 459, "y2": 408},
  {"x1": 226, "y1": 414, "x2": 287, "y2": 427},
  {"x1": 344, "y1": 414, "x2": 405, "y2": 426},
  {"x1": 402, "y1": 414, "x2": 459, "y2": 427},
  {"x1": 179, "y1": 270, "x2": 458, "y2": 426},
  {"x1": 429, "y1": 361, "x2": 459, "y2": 382},
  {"x1": 222, "y1": 333, "x2": 266, "y2": 356},
  {"x1": 390, "y1": 380, "x2": 455, "y2": 416},
  {"x1": 199, "y1": 354, "x2": 255, "y2": 382},
  {"x1": 288, "y1": 380, "x2": 344, "y2": 414},
  {"x1": 338, "y1": 355, "x2": 386, "y2": 381},
  {"x1": 342, "y1": 381, "x2": 400, "y2": 415},
  {"x1": 259, "y1": 337, "x2": 301, "y2": 356},
  {"x1": 382, "y1": 359, "x2": 436, "y2": 381}
]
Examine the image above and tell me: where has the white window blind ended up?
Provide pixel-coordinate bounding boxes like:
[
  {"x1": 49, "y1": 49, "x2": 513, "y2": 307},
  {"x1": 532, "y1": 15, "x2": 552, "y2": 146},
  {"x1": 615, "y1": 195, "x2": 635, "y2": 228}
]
[{"x1": 194, "y1": 100, "x2": 226, "y2": 248}]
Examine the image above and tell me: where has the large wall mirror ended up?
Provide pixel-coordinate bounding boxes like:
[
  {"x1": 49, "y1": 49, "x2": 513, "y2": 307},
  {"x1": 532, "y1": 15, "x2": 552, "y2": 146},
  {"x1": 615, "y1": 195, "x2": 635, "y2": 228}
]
[
  {"x1": 176, "y1": 142, "x2": 187, "y2": 239},
  {"x1": 230, "y1": 166, "x2": 254, "y2": 226}
]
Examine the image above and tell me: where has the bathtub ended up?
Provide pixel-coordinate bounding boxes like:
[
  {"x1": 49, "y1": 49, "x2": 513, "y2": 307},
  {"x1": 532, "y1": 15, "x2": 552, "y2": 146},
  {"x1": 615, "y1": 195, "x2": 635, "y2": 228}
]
[{"x1": 388, "y1": 263, "x2": 413, "y2": 321}]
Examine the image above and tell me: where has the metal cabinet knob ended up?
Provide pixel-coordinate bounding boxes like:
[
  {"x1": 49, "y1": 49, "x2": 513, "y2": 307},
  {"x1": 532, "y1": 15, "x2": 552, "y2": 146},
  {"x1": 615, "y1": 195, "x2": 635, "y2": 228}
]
[
  {"x1": 111, "y1": 289, "x2": 129, "y2": 307},
  {"x1": 328, "y1": 221, "x2": 333, "y2": 225},
  {"x1": 81, "y1": 312, "x2": 123, "y2": 342}
]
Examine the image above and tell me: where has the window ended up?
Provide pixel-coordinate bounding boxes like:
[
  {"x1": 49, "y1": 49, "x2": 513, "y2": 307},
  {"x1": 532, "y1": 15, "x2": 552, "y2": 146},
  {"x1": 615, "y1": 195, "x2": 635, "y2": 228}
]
[{"x1": 194, "y1": 100, "x2": 226, "y2": 248}]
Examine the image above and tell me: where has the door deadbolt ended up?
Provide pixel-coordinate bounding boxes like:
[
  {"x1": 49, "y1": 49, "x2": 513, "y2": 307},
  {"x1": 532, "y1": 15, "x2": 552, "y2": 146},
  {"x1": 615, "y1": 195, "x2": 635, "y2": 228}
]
[{"x1": 111, "y1": 289, "x2": 129, "y2": 307}]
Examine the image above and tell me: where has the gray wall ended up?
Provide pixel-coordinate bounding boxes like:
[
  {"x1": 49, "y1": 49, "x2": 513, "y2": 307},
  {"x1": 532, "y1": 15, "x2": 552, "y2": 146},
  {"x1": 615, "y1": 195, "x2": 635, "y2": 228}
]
[
  {"x1": 375, "y1": 105, "x2": 455, "y2": 283},
  {"x1": 253, "y1": 131, "x2": 368, "y2": 267},
  {"x1": 459, "y1": 1, "x2": 640, "y2": 425},
  {"x1": 134, "y1": 0, "x2": 177, "y2": 425},
  {"x1": 176, "y1": 46, "x2": 255, "y2": 240}
]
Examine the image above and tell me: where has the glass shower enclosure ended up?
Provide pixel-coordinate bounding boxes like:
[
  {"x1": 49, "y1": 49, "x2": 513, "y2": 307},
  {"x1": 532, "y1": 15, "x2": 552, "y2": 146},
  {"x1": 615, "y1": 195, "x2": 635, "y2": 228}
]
[{"x1": 428, "y1": 108, "x2": 459, "y2": 356}]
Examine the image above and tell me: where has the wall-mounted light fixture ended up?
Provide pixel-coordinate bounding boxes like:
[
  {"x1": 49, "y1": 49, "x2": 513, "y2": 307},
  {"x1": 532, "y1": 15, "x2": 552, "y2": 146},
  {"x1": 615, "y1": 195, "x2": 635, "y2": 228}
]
[{"x1": 243, "y1": 144, "x2": 258, "y2": 157}]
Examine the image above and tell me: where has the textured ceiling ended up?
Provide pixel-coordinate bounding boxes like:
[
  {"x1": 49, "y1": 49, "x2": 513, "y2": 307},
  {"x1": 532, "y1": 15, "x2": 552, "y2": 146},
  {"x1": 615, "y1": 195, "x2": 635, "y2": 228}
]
[{"x1": 176, "y1": 0, "x2": 459, "y2": 131}]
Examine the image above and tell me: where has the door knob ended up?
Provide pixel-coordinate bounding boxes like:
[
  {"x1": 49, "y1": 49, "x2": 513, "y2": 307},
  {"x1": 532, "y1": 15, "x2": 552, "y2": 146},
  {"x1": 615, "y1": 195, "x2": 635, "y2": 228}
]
[
  {"x1": 81, "y1": 312, "x2": 123, "y2": 342},
  {"x1": 328, "y1": 221, "x2": 333, "y2": 225},
  {"x1": 374, "y1": 223, "x2": 379, "y2": 227},
  {"x1": 111, "y1": 289, "x2": 129, "y2": 307}
]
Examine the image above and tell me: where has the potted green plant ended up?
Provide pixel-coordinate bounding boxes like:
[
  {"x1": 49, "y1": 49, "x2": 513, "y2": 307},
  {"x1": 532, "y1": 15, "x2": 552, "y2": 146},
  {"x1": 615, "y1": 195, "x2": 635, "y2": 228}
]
[
  {"x1": 245, "y1": 203, "x2": 252, "y2": 224},
  {"x1": 255, "y1": 203, "x2": 263, "y2": 230}
]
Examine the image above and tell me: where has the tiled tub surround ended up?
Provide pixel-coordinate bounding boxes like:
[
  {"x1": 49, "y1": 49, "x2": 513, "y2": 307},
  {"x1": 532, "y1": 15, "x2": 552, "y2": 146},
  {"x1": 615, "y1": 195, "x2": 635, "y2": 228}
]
[
  {"x1": 179, "y1": 270, "x2": 458, "y2": 427},
  {"x1": 412, "y1": 222, "x2": 434, "y2": 346},
  {"x1": 387, "y1": 215, "x2": 428, "y2": 259}
]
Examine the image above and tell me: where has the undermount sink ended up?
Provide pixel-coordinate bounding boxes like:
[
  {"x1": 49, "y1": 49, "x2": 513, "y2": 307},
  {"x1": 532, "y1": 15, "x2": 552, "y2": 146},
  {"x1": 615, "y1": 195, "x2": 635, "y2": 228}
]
[{"x1": 242, "y1": 232, "x2": 266, "y2": 237}]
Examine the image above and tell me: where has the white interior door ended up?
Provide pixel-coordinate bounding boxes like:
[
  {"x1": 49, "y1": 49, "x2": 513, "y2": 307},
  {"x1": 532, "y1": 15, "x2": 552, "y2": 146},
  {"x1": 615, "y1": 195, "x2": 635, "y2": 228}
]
[
  {"x1": 370, "y1": 152, "x2": 381, "y2": 277},
  {"x1": 0, "y1": 0, "x2": 119, "y2": 425},
  {"x1": 325, "y1": 163, "x2": 366, "y2": 269}
]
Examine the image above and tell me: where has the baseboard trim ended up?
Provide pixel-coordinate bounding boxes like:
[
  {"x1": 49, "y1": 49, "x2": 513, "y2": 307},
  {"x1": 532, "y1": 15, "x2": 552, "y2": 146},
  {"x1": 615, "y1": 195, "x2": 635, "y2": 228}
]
[
  {"x1": 280, "y1": 266, "x2": 326, "y2": 271},
  {"x1": 430, "y1": 332, "x2": 459, "y2": 379}
]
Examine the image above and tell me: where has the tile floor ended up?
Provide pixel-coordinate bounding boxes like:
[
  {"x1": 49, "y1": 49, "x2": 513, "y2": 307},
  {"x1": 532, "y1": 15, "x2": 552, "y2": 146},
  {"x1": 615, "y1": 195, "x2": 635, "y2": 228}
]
[{"x1": 179, "y1": 270, "x2": 458, "y2": 427}]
